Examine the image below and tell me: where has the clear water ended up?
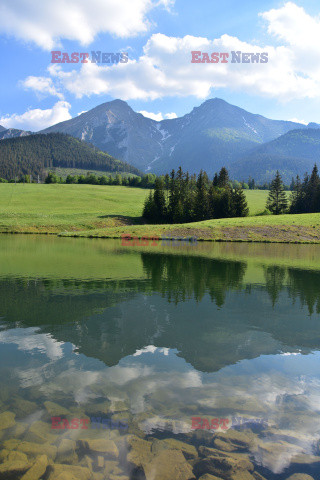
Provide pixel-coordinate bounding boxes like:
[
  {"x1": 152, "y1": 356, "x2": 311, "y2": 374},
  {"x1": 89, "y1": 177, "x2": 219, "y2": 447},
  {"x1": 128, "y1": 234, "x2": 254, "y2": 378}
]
[{"x1": 0, "y1": 235, "x2": 320, "y2": 480}]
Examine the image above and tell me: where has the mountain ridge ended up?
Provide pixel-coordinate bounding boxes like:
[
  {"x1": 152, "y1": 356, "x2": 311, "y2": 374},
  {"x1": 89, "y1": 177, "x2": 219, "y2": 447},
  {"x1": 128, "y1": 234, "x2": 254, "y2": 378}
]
[{"x1": 40, "y1": 98, "x2": 310, "y2": 176}]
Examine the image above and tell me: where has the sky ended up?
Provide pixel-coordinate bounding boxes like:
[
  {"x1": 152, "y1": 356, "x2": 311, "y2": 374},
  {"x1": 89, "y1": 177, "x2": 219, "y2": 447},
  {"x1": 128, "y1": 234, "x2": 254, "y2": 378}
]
[{"x1": 1, "y1": 0, "x2": 320, "y2": 131}]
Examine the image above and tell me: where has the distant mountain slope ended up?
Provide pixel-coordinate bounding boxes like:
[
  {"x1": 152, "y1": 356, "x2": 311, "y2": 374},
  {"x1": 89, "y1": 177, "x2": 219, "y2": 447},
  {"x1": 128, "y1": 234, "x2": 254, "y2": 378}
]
[
  {"x1": 0, "y1": 125, "x2": 6, "y2": 132},
  {"x1": 0, "y1": 133, "x2": 141, "y2": 180},
  {"x1": 230, "y1": 129, "x2": 320, "y2": 184},
  {"x1": 0, "y1": 128, "x2": 31, "y2": 140},
  {"x1": 40, "y1": 98, "x2": 306, "y2": 175}
]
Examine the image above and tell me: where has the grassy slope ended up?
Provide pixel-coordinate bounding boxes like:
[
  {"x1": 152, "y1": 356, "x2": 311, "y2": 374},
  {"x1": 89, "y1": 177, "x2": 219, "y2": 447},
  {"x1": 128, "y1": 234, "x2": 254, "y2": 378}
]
[{"x1": 0, "y1": 183, "x2": 319, "y2": 243}]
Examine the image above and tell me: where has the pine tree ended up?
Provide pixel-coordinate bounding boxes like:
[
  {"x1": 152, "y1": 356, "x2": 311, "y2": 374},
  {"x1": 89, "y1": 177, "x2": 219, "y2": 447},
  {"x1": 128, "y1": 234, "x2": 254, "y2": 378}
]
[
  {"x1": 142, "y1": 191, "x2": 156, "y2": 221},
  {"x1": 194, "y1": 170, "x2": 209, "y2": 220},
  {"x1": 232, "y1": 187, "x2": 249, "y2": 217},
  {"x1": 218, "y1": 167, "x2": 229, "y2": 189},
  {"x1": 266, "y1": 171, "x2": 288, "y2": 215},
  {"x1": 153, "y1": 177, "x2": 167, "y2": 223},
  {"x1": 306, "y1": 164, "x2": 320, "y2": 212},
  {"x1": 212, "y1": 173, "x2": 219, "y2": 187}
]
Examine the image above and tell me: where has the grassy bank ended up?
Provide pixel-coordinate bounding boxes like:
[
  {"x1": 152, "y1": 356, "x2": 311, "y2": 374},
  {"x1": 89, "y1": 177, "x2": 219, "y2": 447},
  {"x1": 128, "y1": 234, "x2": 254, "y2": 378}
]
[{"x1": 0, "y1": 183, "x2": 318, "y2": 243}]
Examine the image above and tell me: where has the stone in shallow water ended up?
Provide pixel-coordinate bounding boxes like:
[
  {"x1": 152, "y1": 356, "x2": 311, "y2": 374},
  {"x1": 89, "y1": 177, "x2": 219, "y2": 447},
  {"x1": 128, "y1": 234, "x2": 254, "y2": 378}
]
[
  {"x1": 194, "y1": 452, "x2": 254, "y2": 478},
  {"x1": 213, "y1": 430, "x2": 256, "y2": 452},
  {"x1": 2, "y1": 439, "x2": 21, "y2": 450},
  {"x1": 6, "y1": 451, "x2": 29, "y2": 463},
  {"x1": 44, "y1": 401, "x2": 71, "y2": 417},
  {"x1": 250, "y1": 440, "x2": 304, "y2": 474},
  {"x1": 20, "y1": 454, "x2": 48, "y2": 480},
  {"x1": 0, "y1": 449, "x2": 10, "y2": 462},
  {"x1": 17, "y1": 441, "x2": 57, "y2": 460},
  {"x1": 252, "y1": 473, "x2": 267, "y2": 480},
  {"x1": 56, "y1": 439, "x2": 77, "y2": 464},
  {"x1": 108, "y1": 476, "x2": 130, "y2": 480},
  {"x1": 10, "y1": 421, "x2": 29, "y2": 438},
  {"x1": 198, "y1": 475, "x2": 224, "y2": 480},
  {"x1": 285, "y1": 475, "x2": 315, "y2": 480},
  {"x1": 0, "y1": 458, "x2": 31, "y2": 479},
  {"x1": 11, "y1": 397, "x2": 38, "y2": 418},
  {"x1": 151, "y1": 438, "x2": 198, "y2": 460},
  {"x1": 103, "y1": 460, "x2": 123, "y2": 476},
  {"x1": 26, "y1": 420, "x2": 58, "y2": 444},
  {"x1": 84, "y1": 401, "x2": 110, "y2": 416},
  {"x1": 78, "y1": 438, "x2": 119, "y2": 458},
  {"x1": 0, "y1": 411, "x2": 16, "y2": 430},
  {"x1": 126, "y1": 435, "x2": 194, "y2": 480},
  {"x1": 144, "y1": 449, "x2": 195, "y2": 480},
  {"x1": 291, "y1": 453, "x2": 320, "y2": 467},
  {"x1": 126, "y1": 435, "x2": 152, "y2": 468},
  {"x1": 47, "y1": 464, "x2": 91, "y2": 480},
  {"x1": 110, "y1": 401, "x2": 129, "y2": 413}
]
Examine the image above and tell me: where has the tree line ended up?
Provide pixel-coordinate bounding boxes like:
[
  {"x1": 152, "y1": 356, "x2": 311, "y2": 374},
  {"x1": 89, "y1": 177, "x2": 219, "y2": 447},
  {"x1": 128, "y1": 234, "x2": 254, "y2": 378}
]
[
  {"x1": 44, "y1": 171, "x2": 157, "y2": 188},
  {"x1": 143, "y1": 167, "x2": 249, "y2": 223},
  {"x1": 265, "y1": 164, "x2": 320, "y2": 215}
]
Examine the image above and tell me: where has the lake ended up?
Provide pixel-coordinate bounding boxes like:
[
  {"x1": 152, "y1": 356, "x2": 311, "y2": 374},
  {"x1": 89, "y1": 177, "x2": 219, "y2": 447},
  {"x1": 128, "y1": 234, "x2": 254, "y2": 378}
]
[{"x1": 0, "y1": 235, "x2": 320, "y2": 480}]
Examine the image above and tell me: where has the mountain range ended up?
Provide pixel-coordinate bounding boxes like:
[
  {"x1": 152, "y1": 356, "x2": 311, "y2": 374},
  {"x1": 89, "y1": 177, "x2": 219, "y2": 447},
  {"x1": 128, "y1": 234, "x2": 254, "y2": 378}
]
[{"x1": 1, "y1": 98, "x2": 320, "y2": 182}]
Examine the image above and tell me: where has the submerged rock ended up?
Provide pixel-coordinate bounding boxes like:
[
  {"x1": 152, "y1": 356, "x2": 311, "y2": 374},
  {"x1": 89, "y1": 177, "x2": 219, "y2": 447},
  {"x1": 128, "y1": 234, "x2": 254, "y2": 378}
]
[
  {"x1": 0, "y1": 458, "x2": 31, "y2": 479},
  {"x1": 25, "y1": 420, "x2": 58, "y2": 444},
  {"x1": 47, "y1": 464, "x2": 91, "y2": 480},
  {"x1": 10, "y1": 421, "x2": 29, "y2": 438},
  {"x1": 126, "y1": 435, "x2": 152, "y2": 468},
  {"x1": 0, "y1": 411, "x2": 16, "y2": 430},
  {"x1": 44, "y1": 401, "x2": 71, "y2": 417},
  {"x1": 144, "y1": 449, "x2": 195, "y2": 480},
  {"x1": 126, "y1": 435, "x2": 195, "y2": 480},
  {"x1": 85, "y1": 401, "x2": 110, "y2": 416},
  {"x1": 152, "y1": 438, "x2": 198, "y2": 460},
  {"x1": 56, "y1": 439, "x2": 77, "y2": 464},
  {"x1": 17, "y1": 441, "x2": 57, "y2": 460},
  {"x1": 103, "y1": 460, "x2": 123, "y2": 477},
  {"x1": 194, "y1": 452, "x2": 254, "y2": 479},
  {"x1": 198, "y1": 475, "x2": 224, "y2": 480},
  {"x1": 20, "y1": 454, "x2": 48, "y2": 480},
  {"x1": 11, "y1": 397, "x2": 38, "y2": 418},
  {"x1": 78, "y1": 438, "x2": 119, "y2": 458},
  {"x1": 213, "y1": 430, "x2": 256, "y2": 452},
  {"x1": 285, "y1": 475, "x2": 315, "y2": 480}
]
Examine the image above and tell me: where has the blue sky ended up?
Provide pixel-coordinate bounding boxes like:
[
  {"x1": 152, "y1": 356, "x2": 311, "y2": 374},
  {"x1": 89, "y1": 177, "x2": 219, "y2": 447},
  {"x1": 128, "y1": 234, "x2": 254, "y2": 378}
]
[{"x1": 1, "y1": 0, "x2": 320, "y2": 130}]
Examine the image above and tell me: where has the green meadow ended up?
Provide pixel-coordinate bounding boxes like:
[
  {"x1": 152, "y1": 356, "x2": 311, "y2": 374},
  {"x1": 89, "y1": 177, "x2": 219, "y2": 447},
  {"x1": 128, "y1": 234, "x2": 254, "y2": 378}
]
[{"x1": 0, "y1": 183, "x2": 319, "y2": 243}]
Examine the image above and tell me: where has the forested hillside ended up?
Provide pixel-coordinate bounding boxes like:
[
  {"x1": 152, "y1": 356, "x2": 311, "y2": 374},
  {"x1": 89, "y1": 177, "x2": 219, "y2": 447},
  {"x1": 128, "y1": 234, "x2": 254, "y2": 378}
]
[{"x1": 0, "y1": 133, "x2": 141, "y2": 180}]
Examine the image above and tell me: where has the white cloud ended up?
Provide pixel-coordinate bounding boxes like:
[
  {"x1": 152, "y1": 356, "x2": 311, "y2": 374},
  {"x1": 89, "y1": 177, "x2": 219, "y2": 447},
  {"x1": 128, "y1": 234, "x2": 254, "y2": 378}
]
[
  {"x1": 165, "y1": 112, "x2": 177, "y2": 119},
  {"x1": 21, "y1": 76, "x2": 63, "y2": 99},
  {"x1": 289, "y1": 118, "x2": 308, "y2": 125},
  {"x1": 16, "y1": 2, "x2": 320, "y2": 103},
  {"x1": 139, "y1": 110, "x2": 163, "y2": 121},
  {"x1": 0, "y1": 0, "x2": 174, "y2": 50},
  {"x1": 38, "y1": 32, "x2": 304, "y2": 101},
  {"x1": 0, "y1": 101, "x2": 71, "y2": 131},
  {"x1": 139, "y1": 110, "x2": 178, "y2": 121}
]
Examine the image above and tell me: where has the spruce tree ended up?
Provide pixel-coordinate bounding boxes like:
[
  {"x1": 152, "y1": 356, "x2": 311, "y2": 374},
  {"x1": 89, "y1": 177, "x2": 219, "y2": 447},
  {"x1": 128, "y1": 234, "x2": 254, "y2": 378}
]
[
  {"x1": 232, "y1": 187, "x2": 249, "y2": 217},
  {"x1": 194, "y1": 171, "x2": 209, "y2": 220},
  {"x1": 142, "y1": 191, "x2": 156, "y2": 222},
  {"x1": 218, "y1": 167, "x2": 229, "y2": 189},
  {"x1": 153, "y1": 177, "x2": 167, "y2": 223},
  {"x1": 266, "y1": 171, "x2": 288, "y2": 215}
]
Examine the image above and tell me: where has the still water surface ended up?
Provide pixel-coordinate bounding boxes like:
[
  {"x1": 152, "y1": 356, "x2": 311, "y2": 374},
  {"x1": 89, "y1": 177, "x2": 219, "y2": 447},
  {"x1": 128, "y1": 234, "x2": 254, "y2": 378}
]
[{"x1": 0, "y1": 236, "x2": 320, "y2": 480}]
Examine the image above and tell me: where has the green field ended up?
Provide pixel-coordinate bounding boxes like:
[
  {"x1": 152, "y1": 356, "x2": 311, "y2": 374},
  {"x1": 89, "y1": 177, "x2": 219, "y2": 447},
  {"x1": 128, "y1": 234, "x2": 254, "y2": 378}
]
[{"x1": 0, "y1": 183, "x2": 318, "y2": 243}]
